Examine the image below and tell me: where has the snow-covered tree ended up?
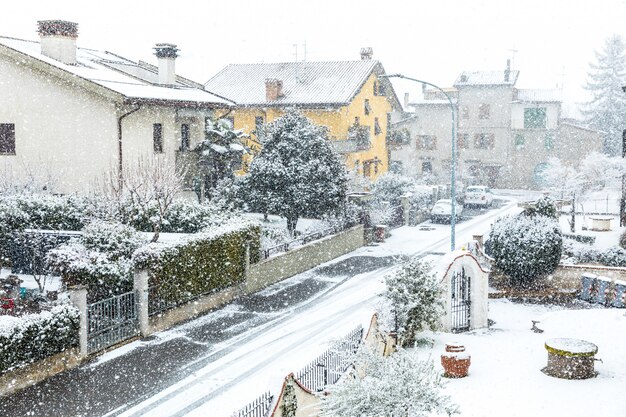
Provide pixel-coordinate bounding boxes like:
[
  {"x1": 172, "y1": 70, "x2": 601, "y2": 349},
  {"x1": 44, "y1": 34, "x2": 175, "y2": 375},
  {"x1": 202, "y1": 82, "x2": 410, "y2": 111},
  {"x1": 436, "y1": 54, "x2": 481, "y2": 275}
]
[
  {"x1": 380, "y1": 258, "x2": 443, "y2": 347},
  {"x1": 321, "y1": 347, "x2": 458, "y2": 417},
  {"x1": 243, "y1": 110, "x2": 348, "y2": 236},
  {"x1": 578, "y1": 151, "x2": 626, "y2": 189},
  {"x1": 490, "y1": 214, "x2": 562, "y2": 287},
  {"x1": 541, "y1": 157, "x2": 585, "y2": 198},
  {"x1": 583, "y1": 34, "x2": 626, "y2": 156}
]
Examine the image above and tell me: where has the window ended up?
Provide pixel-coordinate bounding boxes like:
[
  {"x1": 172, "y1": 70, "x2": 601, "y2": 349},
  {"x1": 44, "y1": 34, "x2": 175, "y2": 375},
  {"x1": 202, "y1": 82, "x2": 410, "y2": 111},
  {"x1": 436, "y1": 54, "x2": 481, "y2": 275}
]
[
  {"x1": 478, "y1": 104, "x2": 490, "y2": 119},
  {"x1": 180, "y1": 123, "x2": 190, "y2": 151},
  {"x1": 0, "y1": 123, "x2": 15, "y2": 154},
  {"x1": 364, "y1": 99, "x2": 371, "y2": 115},
  {"x1": 515, "y1": 133, "x2": 525, "y2": 149},
  {"x1": 461, "y1": 106, "x2": 469, "y2": 120},
  {"x1": 374, "y1": 117, "x2": 382, "y2": 135},
  {"x1": 422, "y1": 161, "x2": 433, "y2": 174},
  {"x1": 373, "y1": 81, "x2": 378, "y2": 96},
  {"x1": 416, "y1": 135, "x2": 437, "y2": 150},
  {"x1": 457, "y1": 133, "x2": 469, "y2": 149},
  {"x1": 544, "y1": 133, "x2": 554, "y2": 150},
  {"x1": 363, "y1": 160, "x2": 372, "y2": 177},
  {"x1": 153, "y1": 123, "x2": 163, "y2": 153},
  {"x1": 255, "y1": 116, "x2": 264, "y2": 139},
  {"x1": 474, "y1": 133, "x2": 495, "y2": 149},
  {"x1": 354, "y1": 116, "x2": 360, "y2": 125},
  {"x1": 524, "y1": 107, "x2": 547, "y2": 129}
]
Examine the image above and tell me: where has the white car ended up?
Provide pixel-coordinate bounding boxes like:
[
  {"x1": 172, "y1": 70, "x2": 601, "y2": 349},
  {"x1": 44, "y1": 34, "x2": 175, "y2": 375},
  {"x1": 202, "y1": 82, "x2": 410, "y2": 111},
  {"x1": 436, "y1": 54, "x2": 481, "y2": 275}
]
[
  {"x1": 464, "y1": 186, "x2": 494, "y2": 208},
  {"x1": 430, "y1": 199, "x2": 464, "y2": 223}
]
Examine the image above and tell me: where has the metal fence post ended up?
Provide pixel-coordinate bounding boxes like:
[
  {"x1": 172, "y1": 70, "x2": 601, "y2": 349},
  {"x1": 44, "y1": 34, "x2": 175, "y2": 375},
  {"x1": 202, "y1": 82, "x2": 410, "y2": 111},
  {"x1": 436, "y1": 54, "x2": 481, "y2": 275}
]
[
  {"x1": 68, "y1": 285, "x2": 88, "y2": 357},
  {"x1": 134, "y1": 269, "x2": 150, "y2": 337}
]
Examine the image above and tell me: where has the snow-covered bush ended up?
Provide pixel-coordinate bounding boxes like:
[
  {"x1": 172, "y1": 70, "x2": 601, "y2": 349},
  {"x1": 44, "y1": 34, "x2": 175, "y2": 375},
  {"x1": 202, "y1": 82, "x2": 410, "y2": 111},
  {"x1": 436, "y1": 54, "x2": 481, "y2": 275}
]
[
  {"x1": 133, "y1": 219, "x2": 260, "y2": 307},
  {"x1": 380, "y1": 258, "x2": 443, "y2": 347},
  {"x1": 81, "y1": 220, "x2": 144, "y2": 260},
  {"x1": 563, "y1": 240, "x2": 626, "y2": 267},
  {"x1": 321, "y1": 347, "x2": 458, "y2": 417},
  {"x1": 620, "y1": 229, "x2": 626, "y2": 249},
  {"x1": 523, "y1": 195, "x2": 558, "y2": 219},
  {"x1": 491, "y1": 214, "x2": 562, "y2": 286},
  {"x1": 0, "y1": 304, "x2": 79, "y2": 373},
  {"x1": 260, "y1": 225, "x2": 291, "y2": 249}
]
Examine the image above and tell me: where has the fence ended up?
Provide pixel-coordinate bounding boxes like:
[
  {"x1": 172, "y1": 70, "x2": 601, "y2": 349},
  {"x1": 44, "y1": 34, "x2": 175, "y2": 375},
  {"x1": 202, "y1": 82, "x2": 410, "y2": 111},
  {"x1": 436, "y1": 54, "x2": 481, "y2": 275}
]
[
  {"x1": 261, "y1": 224, "x2": 346, "y2": 260},
  {"x1": 87, "y1": 291, "x2": 138, "y2": 354},
  {"x1": 232, "y1": 391, "x2": 274, "y2": 417},
  {"x1": 295, "y1": 325, "x2": 363, "y2": 392}
]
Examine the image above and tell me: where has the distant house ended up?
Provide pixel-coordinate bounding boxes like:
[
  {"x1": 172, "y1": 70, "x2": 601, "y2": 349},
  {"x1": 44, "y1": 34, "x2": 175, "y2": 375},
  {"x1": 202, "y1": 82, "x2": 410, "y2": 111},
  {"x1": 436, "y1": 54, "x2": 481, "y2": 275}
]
[
  {"x1": 390, "y1": 62, "x2": 602, "y2": 189},
  {"x1": 204, "y1": 48, "x2": 403, "y2": 180},
  {"x1": 0, "y1": 20, "x2": 232, "y2": 194}
]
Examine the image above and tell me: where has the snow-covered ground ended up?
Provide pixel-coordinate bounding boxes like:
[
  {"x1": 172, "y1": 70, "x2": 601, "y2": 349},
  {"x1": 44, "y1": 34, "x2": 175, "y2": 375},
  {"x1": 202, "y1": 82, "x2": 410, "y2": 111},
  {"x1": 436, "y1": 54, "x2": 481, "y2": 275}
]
[
  {"x1": 558, "y1": 213, "x2": 624, "y2": 249},
  {"x1": 417, "y1": 299, "x2": 626, "y2": 417}
]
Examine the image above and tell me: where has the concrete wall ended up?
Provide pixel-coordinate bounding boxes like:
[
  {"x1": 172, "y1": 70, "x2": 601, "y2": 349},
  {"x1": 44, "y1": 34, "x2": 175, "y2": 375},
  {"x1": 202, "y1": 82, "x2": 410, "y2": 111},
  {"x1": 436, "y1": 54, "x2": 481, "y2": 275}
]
[
  {"x1": 270, "y1": 375, "x2": 321, "y2": 417},
  {"x1": 245, "y1": 225, "x2": 364, "y2": 294},
  {"x1": 549, "y1": 264, "x2": 626, "y2": 291}
]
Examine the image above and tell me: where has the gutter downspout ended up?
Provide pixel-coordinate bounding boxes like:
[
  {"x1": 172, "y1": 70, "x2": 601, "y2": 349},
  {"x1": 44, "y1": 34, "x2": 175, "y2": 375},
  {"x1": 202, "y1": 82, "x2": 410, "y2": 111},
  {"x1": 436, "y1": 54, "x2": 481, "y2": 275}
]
[{"x1": 117, "y1": 105, "x2": 141, "y2": 187}]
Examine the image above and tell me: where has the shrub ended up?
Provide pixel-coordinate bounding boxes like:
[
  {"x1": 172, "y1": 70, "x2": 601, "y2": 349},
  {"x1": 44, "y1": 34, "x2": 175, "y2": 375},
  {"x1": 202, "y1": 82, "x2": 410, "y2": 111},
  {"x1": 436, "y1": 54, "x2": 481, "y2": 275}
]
[
  {"x1": 133, "y1": 219, "x2": 261, "y2": 307},
  {"x1": 380, "y1": 258, "x2": 443, "y2": 347},
  {"x1": 490, "y1": 214, "x2": 562, "y2": 286},
  {"x1": 620, "y1": 229, "x2": 626, "y2": 249},
  {"x1": 0, "y1": 304, "x2": 79, "y2": 373},
  {"x1": 523, "y1": 195, "x2": 558, "y2": 218},
  {"x1": 81, "y1": 221, "x2": 144, "y2": 260}
]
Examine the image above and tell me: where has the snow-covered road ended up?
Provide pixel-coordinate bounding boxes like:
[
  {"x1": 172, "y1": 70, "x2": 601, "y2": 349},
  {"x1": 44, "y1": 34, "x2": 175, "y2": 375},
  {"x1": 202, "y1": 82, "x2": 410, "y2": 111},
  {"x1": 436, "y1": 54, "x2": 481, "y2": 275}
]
[{"x1": 112, "y1": 198, "x2": 519, "y2": 417}]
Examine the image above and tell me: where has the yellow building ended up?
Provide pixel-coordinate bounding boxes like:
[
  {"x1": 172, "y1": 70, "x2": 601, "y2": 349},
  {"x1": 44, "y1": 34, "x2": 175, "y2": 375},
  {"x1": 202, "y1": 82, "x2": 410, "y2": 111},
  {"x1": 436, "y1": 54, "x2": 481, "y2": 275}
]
[{"x1": 205, "y1": 51, "x2": 402, "y2": 179}]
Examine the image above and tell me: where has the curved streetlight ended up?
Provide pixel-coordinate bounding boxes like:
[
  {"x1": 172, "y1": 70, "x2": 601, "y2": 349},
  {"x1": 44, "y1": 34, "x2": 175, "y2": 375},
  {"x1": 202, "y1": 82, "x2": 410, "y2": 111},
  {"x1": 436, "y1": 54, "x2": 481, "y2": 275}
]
[{"x1": 382, "y1": 74, "x2": 457, "y2": 251}]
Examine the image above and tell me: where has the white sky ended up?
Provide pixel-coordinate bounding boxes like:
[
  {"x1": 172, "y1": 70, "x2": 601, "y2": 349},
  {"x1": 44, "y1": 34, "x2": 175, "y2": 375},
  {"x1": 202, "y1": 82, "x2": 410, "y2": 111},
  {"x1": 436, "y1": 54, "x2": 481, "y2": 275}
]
[{"x1": 3, "y1": 0, "x2": 626, "y2": 116}]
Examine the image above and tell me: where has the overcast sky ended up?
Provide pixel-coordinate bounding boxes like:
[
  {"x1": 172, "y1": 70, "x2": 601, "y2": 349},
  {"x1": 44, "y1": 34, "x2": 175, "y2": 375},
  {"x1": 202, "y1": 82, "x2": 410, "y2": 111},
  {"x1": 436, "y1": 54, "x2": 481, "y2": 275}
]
[{"x1": 4, "y1": 0, "x2": 626, "y2": 116}]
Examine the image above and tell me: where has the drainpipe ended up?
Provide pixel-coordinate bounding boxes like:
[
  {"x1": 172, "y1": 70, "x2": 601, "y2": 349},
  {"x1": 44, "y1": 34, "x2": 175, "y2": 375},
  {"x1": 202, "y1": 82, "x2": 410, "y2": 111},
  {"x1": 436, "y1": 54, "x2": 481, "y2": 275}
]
[{"x1": 117, "y1": 105, "x2": 141, "y2": 187}]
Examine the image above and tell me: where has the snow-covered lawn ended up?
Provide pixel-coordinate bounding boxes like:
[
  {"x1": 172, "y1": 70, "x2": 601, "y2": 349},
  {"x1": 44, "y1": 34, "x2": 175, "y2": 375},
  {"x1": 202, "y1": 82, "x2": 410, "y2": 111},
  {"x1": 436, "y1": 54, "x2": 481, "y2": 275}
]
[{"x1": 417, "y1": 299, "x2": 626, "y2": 417}]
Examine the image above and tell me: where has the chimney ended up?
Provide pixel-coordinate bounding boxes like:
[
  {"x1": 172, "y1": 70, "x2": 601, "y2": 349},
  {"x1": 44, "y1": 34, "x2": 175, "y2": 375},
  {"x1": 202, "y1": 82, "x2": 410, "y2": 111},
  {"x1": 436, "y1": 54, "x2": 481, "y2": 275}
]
[
  {"x1": 404, "y1": 92, "x2": 410, "y2": 108},
  {"x1": 37, "y1": 20, "x2": 78, "y2": 65},
  {"x1": 265, "y1": 78, "x2": 283, "y2": 101},
  {"x1": 504, "y1": 59, "x2": 511, "y2": 82},
  {"x1": 154, "y1": 43, "x2": 179, "y2": 85},
  {"x1": 360, "y1": 47, "x2": 373, "y2": 60}
]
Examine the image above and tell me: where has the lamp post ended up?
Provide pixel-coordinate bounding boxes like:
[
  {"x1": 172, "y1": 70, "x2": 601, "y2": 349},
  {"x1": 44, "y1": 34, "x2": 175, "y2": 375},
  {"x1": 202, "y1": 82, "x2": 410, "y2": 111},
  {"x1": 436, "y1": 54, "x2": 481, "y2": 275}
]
[{"x1": 382, "y1": 74, "x2": 457, "y2": 251}]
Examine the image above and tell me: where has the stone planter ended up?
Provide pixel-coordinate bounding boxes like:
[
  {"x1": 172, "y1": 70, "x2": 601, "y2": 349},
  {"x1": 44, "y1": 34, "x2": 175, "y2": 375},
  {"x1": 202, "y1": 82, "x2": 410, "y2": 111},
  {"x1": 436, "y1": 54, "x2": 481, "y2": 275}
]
[
  {"x1": 441, "y1": 342, "x2": 471, "y2": 378},
  {"x1": 543, "y1": 338, "x2": 598, "y2": 379}
]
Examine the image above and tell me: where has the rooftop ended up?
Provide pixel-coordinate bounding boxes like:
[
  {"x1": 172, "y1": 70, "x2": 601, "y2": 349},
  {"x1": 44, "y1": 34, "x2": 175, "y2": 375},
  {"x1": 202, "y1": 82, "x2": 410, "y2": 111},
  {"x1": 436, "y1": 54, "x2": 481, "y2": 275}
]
[
  {"x1": 454, "y1": 70, "x2": 519, "y2": 87},
  {"x1": 515, "y1": 89, "x2": 562, "y2": 103}
]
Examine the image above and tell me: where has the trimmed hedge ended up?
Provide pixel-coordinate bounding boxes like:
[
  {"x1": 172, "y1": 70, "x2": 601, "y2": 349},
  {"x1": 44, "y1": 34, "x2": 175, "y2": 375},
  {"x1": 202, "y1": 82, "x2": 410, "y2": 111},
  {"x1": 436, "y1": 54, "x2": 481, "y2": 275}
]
[
  {"x1": 133, "y1": 220, "x2": 261, "y2": 307},
  {"x1": 0, "y1": 304, "x2": 79, "y2": 373}
]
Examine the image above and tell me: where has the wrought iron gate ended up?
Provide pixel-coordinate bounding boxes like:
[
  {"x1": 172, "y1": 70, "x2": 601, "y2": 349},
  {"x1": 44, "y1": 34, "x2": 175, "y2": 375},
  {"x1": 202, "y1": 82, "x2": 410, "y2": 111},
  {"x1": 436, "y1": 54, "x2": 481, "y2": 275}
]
[
  {"x1": 451, "y1": 267, "x2": 471, "y2": 332},
  {"x1": 87, "y1": 291, "x2": 139, "y2": 354}
]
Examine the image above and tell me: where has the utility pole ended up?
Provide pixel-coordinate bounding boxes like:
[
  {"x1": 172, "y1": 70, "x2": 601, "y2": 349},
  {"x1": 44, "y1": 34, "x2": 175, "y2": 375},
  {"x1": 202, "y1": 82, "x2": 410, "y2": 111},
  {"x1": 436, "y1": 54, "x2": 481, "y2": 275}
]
[{"x1": 621, "y1": 129, "x2": 626, "y2": 226}]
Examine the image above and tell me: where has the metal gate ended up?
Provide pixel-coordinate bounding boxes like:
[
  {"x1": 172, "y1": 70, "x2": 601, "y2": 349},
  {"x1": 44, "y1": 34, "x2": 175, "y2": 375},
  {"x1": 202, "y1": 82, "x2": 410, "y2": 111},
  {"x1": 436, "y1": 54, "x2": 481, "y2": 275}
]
[
  {"x1": 87, "y1": 291, "x2": 139, "y2": 354},
  {"x1": 451, "y1": 267, "x2": 471, "y2": 332}
]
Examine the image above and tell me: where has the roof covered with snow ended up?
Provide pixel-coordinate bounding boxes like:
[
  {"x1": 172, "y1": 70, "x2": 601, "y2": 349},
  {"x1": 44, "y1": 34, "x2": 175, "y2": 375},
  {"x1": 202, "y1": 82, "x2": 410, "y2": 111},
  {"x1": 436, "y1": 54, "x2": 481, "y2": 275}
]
[
  {"x1": 204, "y1": 60, "x2": 388, "y2": 107},
  {"x1": 454, "y1": 70, "x2": 519, "y2": 87},
  {"x1": 516, "y1": 89, "x2": 562, "y2": 103},
  {"x1": 0, "y1": 36, "x2": 232, "y2": 107}
]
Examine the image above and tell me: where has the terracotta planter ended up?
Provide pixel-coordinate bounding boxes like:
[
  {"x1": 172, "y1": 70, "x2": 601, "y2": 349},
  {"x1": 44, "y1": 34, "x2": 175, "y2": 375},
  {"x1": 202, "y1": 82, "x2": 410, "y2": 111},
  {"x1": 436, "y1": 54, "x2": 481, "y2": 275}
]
[{"x1": 441, "y1": 343, "x2": 471, "y2": 378}]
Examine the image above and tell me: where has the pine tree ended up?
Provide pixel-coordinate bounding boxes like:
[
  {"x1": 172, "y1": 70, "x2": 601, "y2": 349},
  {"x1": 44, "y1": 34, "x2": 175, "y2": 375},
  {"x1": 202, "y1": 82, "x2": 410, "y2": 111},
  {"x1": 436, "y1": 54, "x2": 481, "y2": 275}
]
[
  {"x1": 243, "y1": 110, "x2": 348, "y2": 236},
  {"x1": 583, "y1": 34, "x2": 626, "y2": 156}
]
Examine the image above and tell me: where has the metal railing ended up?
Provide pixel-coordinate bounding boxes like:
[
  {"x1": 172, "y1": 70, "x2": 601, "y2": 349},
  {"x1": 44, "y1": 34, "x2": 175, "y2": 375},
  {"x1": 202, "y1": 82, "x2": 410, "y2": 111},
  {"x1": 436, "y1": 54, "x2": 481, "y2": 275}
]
[
  {"x1": 295, "y1": 325, "x2": 363, "y2": 392},
  {"x1": 261, "y1": 224, "x2": 345, "y2": 260},
  {"x1": 87, "y1": 290, "x2": 138, "y2": 354},
  {"x1": 232, "y1": 391, "x2": 274, "y2": 417}
]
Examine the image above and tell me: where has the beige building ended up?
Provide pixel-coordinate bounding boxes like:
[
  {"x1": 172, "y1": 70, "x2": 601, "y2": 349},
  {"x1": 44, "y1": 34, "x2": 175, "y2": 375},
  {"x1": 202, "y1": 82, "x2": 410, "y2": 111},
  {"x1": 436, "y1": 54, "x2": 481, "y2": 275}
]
[
  {"x1": 390, "y1": 63, "x2": 602, "y2": 189},
  {"x1": 0, "y1": 20, "x2": 232, "y2": 194}
]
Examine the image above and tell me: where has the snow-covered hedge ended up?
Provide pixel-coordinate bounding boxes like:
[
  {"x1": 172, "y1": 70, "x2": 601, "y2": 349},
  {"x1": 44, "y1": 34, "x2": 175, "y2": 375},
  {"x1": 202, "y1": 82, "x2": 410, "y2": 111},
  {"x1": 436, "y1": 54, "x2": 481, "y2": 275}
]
[
  {"x1": 490, "y1": 214, "x2": 562, "y2": 286},
  {"x1": 0, "y1": 304, "x2": 79, "y2": 373},
  {"x1": 563, "y1": 240, "x2": 626, "y2": 267},
  {"x1": 133, "y1": 219, "x2": 261, "y2": 306}
]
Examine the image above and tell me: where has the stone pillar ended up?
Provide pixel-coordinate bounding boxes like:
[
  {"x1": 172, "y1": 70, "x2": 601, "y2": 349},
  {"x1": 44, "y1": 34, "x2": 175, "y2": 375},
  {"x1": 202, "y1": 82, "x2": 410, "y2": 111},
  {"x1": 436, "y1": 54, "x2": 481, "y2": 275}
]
[
  {"x1": 472, "y1": 234, "x2": 484, "y2": 247},
  {"x1": 68, "y1": 285, "x2": 88, "y2": 357},
  {"x1": 134, "y1": 269, "x2": 151, "y2": 337},
  {"x1": 400, "y1": 195, "x2": 410, "y2": 226}
]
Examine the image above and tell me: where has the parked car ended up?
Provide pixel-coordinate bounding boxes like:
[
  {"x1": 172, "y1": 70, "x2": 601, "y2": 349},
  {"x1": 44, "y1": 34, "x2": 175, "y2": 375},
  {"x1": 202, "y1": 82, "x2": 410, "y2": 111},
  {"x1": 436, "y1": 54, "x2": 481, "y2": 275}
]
[
  {"x1": 430, "y1": 199, "x2": 463, "y2": 223},
  {"x1": 464, "y1": 186, "x2": 494, "y2": 208}
]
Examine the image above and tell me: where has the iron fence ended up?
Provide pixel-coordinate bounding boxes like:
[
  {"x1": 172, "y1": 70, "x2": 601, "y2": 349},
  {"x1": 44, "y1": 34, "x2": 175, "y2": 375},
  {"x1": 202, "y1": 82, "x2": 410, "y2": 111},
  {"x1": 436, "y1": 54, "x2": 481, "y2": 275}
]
[
  {"x1": 232, "y1": 391, "x2": 274, "y2": 417},
  {"x1": 261, "y1": 224, "x2": 346, "y2": 260},
  {"x1": 87, "y1": 290, "x2": 138, "y2": 354},
  {"x1": 295, "y1": 325, "x2": 363, "y2": 392}
]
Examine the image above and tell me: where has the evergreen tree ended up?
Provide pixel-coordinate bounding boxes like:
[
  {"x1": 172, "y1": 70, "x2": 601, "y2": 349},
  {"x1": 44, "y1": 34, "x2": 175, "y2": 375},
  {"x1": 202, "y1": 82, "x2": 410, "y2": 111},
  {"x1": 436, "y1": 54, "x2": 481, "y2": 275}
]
[
  {"x1": 583, "y1": 34, "x2": 626, "y2": 156},
  {"x1": 244, "y1": 110, "x2": 348, "y2": 236}
]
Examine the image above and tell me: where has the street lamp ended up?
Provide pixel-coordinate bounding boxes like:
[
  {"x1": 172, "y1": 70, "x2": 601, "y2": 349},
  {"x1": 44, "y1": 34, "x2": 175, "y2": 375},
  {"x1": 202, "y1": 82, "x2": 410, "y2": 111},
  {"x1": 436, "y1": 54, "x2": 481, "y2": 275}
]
[{"x1": 382, "y1": 74, "x2": 457, "y2": 251}]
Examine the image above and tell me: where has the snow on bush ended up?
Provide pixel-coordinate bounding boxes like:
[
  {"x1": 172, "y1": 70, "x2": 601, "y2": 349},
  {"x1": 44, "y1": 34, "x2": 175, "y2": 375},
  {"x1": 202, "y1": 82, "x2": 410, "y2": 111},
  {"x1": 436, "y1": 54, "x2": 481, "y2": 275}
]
[
  {"x1": 81, "y1": 220, "x2": 144, "y2": 260},
  {"x1": 321, "y1": 347, "x2": 458, "y2": 417},
  {"x1": 379, "y1": 258, "x2": 443, "y2": 347},
  {"x1": 522, "y1": 195, "x2": 558, "y2": 218},
  {"x1": 562, "y1": 239, "x2": 626, "y2": 267},
  {"x1": 491, "y1": 214, "x2": 562, "y2": 286},
  {"x1": 0, "y1": 304, "x2": 79, "y2": 373}
]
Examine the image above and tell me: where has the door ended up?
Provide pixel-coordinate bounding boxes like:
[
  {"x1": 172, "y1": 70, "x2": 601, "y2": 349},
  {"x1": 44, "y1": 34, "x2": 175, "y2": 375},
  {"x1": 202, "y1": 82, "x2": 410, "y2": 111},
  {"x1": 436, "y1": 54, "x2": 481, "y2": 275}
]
[{"x1": 451, "y1": 267, "x2": 471, "y2": 332}]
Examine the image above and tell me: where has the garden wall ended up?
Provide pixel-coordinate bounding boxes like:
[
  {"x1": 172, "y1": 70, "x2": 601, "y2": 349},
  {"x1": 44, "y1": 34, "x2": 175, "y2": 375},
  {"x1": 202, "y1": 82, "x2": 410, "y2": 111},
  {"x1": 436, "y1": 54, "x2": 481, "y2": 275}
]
[
  {"x1": 549, "y1": 264, "x2": 626, "y2": 291},
  {"x1": 245, "y1": 225, "x2": 364, "y2": 293}
]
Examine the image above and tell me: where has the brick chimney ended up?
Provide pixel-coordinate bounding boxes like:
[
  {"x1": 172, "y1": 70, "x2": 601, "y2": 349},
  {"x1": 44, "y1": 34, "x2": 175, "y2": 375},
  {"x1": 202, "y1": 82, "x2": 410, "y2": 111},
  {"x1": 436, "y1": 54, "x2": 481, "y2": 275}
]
[
  {"x1": 360, "y1": 47, "x2": 373, "y2": 60},
  {"x1": 265, "y1": 79, "x2": 283, "y2": 101},
  {"x1": 504, "y1": 59, "x2": 511, "y2": 82},
  {"x1": 37, "y1": 20, "x2": 78, "y2": 65},
  {"x1": 154, "y1": 43, "x2": 179, "y2": 85}
]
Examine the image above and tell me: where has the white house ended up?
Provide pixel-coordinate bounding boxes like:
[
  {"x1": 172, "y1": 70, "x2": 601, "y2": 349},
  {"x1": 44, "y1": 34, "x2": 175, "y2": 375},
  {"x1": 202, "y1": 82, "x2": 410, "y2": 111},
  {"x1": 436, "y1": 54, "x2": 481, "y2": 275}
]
[{"x1": 0, "y1": 20, "x2": 233, "y2": 194}]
